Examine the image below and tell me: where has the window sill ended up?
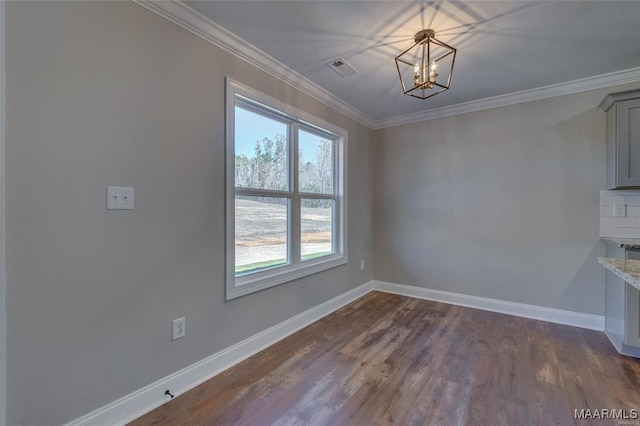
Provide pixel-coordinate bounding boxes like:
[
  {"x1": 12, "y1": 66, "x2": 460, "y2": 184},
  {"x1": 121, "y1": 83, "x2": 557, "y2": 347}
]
[{"x1": 226, "y1": 254, "x2": 347, "y2": 300}]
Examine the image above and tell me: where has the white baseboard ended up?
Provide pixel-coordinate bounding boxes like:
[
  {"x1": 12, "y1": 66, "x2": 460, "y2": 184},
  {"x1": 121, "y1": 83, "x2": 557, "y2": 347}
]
[
  {"x1": 373, "y1": 280, "x2": 605, "y2": 331},
  {"x1": 605, "y1": 330, "x2": 640, "y2": 358},
  {"x1": 66, "y1": 281, "x2": 374, "y2": 426},
  {"x1": 67, "y1": 279, "x2": 605, "y2": 425}
]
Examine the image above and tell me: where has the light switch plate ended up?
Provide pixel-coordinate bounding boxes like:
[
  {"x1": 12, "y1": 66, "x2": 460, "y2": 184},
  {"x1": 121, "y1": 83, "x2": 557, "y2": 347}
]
[{"x1": 106, "y1": 186, "x2": 134, "y2": 210}]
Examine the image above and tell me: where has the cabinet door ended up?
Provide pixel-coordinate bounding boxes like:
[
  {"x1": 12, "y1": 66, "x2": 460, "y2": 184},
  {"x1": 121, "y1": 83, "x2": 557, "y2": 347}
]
[
  {"x1": 616, "y1": 99, "x2": 640, "y2": 187},
  {"x1": 625, "y1": 249, "x2": 640, "y2": 347},
  {"x1": 626, "y1": 285, "x2": 640, "y2": 347}
]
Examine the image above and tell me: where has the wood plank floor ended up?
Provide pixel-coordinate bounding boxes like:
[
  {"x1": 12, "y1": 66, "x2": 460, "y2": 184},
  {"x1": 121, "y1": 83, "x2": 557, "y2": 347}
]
[{"x1": 131, "y1": 292, "x2": 640, "y2": 425}]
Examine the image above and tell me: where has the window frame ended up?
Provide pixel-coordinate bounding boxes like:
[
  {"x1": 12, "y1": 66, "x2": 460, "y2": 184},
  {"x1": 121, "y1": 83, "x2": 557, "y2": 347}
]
[{"x1": 225, "y1": 78, "x2": 348, "y2": 300}]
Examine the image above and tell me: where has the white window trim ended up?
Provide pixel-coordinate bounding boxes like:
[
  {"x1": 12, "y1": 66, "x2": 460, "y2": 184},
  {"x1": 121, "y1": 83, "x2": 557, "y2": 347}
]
[{"x1": 225, "y1": 78, "x2": 348, "y2": 300}]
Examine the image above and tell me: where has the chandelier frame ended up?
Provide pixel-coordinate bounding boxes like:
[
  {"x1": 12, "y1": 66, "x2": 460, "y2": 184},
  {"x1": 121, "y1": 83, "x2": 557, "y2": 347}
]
[{"x1": 395, "y1": 29, "x2": 457, "y2": 100}]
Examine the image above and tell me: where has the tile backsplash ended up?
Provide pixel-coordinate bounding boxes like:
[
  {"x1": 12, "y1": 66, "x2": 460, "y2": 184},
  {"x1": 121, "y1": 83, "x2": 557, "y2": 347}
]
[{"x1": 601, "y1": 190, "x2": 640, "y2": 238}]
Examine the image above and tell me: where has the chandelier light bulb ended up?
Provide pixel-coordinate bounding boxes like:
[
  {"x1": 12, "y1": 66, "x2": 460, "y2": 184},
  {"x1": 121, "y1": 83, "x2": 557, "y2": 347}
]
[{"x1": 429, "y1": 61, "x2": 438, "y2": 83}]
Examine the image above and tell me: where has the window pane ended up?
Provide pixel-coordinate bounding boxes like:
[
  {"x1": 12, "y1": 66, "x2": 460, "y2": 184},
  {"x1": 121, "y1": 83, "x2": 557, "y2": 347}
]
[
  {"x1": 235, "y1": 196, "x2": 288, "y2": 275},
  {"x1": 299, "y1": 130, "x2": 333, "y2": 194},
  {"x1": 301, "y1": 198, "x2": 334, "y2": 260},
  {"x1": 235, "y1": 105, "x2": 288, "y2": 191}
]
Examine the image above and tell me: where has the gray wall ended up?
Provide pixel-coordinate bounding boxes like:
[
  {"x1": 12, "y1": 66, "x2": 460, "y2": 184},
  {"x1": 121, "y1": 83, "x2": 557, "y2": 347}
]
[
  {"x1": 4, "y1": 2, "x2": 373, "y2": 424},
  {"x1": 374, "y1": 82, "x2": 640, "y2": 316}
]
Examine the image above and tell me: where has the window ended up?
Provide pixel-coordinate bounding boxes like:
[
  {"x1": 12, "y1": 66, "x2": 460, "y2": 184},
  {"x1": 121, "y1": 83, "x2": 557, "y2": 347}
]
[{"x1": 225, "y1": 79, "x2": 347, "y2": 299}]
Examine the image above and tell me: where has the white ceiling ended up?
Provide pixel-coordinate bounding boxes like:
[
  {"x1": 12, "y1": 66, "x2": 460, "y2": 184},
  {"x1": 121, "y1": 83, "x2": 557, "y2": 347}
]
[{"x1": 185, "y1": 1, "x2": 640, "y2": 122}]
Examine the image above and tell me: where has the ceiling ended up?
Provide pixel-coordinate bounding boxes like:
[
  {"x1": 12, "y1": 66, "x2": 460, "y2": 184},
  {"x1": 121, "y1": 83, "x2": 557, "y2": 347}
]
[{"x1": 185, "y1": 1, "x2": 640, "y2": 122}]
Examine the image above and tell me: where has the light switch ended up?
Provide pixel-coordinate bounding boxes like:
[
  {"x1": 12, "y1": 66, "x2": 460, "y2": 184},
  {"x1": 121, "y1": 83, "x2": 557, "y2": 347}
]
[{"x1": 106, "y1": 186, "x2": 134, "y2": 210}]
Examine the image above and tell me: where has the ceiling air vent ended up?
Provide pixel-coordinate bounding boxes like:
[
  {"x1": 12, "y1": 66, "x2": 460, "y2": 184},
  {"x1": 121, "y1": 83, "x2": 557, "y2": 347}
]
[{"x1": 328, "y1": 58, "x2": 358, "y2": 78}]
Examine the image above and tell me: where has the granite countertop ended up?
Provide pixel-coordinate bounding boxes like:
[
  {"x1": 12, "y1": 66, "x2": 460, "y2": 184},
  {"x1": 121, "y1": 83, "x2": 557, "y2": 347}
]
[
  {"x1": 598, "y1": 257, "x2": 640, "y2": 290},
  {"x1": 601, "y1": 238, "x2": 640, "y2": 249}
]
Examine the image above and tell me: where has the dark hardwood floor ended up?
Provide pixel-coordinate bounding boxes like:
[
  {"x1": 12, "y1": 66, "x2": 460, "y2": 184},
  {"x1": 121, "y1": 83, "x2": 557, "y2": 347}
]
[{"x1": 131, "y1": 291, "x2": 640, "y2": 425}]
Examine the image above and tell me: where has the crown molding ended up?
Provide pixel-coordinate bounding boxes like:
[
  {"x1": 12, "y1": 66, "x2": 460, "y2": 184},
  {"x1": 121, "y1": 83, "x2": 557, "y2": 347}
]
[
  {"x1": 373, "y1": 67, "x2": 640, "y2": 129},
  {"x1": 131, "y1": 0, "x2": 376, "y2": 129},
  {"x1": 132, "y1": 1, "x2": 640, "y2": 131},
  {"x1": 599, "y1": 88, "x2": 640, "y2": 112}
]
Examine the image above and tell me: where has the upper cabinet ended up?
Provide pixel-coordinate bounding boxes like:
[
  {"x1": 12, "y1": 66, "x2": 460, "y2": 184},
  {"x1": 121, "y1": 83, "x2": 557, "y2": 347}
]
[{"x1": 600, "y1": 89, "x2": 640, "y2": 189}]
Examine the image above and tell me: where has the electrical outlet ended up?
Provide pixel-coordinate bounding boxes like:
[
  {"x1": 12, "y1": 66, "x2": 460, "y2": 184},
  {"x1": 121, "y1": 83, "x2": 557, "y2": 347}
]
[
  {"x1": 614, "y1": 204, "x2": 627, "y2": 217},
  {"x1": 172, "y1": 317, "x2": 185, "y2": 340},
  {"x1": 360, "y1": 259, "x2": 365, "y2": 270},
  {"x1": 106, "y1": 186, "x2": 134, "y2": 210}
]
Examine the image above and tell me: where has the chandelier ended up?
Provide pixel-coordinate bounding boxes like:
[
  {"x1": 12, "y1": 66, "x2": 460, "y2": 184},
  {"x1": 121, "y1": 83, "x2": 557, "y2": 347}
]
[{"x1": 395, "y1": 29, "x2": 457, "y2": 100}]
